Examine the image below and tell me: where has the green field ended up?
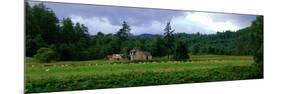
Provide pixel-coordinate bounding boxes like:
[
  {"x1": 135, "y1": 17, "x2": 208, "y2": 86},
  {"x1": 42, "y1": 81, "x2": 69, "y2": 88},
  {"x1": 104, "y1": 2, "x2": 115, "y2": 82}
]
[{"x1": 25, "y1": 55, "x2": 263, "y2": 93}]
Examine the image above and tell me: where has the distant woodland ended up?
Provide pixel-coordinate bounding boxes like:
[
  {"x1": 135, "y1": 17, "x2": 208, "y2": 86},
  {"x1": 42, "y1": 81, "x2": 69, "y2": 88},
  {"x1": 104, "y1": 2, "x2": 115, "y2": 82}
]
[{"x1": 25, "y1": 2, "x2": 263, "y2": 65}]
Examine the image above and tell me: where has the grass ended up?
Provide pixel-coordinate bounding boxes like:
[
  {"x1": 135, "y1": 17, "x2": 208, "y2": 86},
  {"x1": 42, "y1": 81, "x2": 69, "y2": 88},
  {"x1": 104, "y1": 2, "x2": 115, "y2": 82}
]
[{"x1": 25, "y1": 55, "x2": 263, "y2": 93}]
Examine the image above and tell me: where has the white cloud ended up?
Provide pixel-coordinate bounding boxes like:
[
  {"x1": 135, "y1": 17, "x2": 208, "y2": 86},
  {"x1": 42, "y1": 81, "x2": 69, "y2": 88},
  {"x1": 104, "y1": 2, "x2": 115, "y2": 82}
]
[
  {"x1": 171, "y1": 15, "x2": 212, "y2": 34},
  {"x1": 131, "y1": 21, "x2": 165, "y2": 35},
  {"x1": 70, "y1": 15, "x2": 120, "y2": 35},
  {"x1": 70, "y1": 15, "x2": 166, "y2": 35},
  {"x1": 70, "y1": 12, "x2": 241, "y2": 35},
  {"x1": 180, "y1": 12, "x2": 240, "y2": 33},
  {"x1": 132, "y1": 12, "x2": 241, "y2": 35}
]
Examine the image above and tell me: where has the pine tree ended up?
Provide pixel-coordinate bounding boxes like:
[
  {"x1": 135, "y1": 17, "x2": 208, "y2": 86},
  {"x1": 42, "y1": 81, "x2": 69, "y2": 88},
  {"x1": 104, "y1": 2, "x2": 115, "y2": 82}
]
[{"x1": 164, "y1": 22, "x2": 175, "y2": 59}]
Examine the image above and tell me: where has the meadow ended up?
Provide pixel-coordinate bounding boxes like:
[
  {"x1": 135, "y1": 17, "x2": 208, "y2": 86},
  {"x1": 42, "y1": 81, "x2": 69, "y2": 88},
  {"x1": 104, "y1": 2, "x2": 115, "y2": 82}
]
[{"x1": 25, "y1": 55, "x2": 263, "y2": 93}]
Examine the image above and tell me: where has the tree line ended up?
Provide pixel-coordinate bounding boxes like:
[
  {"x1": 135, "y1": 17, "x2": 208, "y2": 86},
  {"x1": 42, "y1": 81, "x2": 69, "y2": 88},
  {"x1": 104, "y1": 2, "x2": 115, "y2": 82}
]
[{"x1": 26, "y1": 2, "x2": 263, "y2": 65}]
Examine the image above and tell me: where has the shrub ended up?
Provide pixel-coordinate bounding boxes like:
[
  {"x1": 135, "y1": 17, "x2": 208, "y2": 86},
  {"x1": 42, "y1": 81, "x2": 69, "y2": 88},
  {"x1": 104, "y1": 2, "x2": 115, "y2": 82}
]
[{"x1": 33, "y1": 47, "x2": 58, "y2": 63}]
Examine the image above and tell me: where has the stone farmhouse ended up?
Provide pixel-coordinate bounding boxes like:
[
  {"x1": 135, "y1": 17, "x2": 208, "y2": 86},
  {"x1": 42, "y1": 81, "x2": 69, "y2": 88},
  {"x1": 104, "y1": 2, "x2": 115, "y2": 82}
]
[{"x1": 129, "y1": 48, "x2": 152, "y2": 60}]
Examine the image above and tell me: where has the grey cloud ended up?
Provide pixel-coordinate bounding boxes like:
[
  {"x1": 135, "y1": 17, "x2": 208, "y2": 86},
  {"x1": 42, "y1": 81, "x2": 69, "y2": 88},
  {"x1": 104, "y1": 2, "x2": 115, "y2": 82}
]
[
  {"x1": 28, "y1": 1, "x2": 257, "y2": 35},
  {"x1": 30, "y1": 1, "x2": 185, "y2": 26},
  {"x1": 202, "y1": 12, "x2": 256, "y2": 28}
]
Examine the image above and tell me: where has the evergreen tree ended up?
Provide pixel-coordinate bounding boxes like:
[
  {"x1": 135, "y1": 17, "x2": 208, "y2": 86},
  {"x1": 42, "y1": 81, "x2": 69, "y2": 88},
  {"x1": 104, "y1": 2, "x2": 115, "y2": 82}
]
[
  {"x1": 151, "y1": 36, "x2": 167, "y2": 57},
  {"x1": 173, "y1": 41, "x2": 189, "y2": 61},
  {"x1": 115, "y1": 21, "x2": 132, "y2": 53},
  {"x1": 116, "y1": 21, "x2": 131, "y2": 41},
  {"x1": 164, "y1": 22, "x2": 175, "y2": 59}
]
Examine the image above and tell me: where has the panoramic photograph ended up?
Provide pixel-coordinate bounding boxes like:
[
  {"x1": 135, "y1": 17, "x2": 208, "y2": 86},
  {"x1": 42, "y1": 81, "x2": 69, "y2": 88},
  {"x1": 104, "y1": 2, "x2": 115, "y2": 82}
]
[{"x1": 25, "y1": 1, "x2": 263, "y2": 93}]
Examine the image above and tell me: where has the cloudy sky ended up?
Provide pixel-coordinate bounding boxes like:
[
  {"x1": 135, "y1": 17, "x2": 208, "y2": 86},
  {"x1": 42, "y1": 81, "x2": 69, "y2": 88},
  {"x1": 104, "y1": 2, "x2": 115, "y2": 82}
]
[{"x1": 29, "y1": 1, "x2": 257, "y2": 35}]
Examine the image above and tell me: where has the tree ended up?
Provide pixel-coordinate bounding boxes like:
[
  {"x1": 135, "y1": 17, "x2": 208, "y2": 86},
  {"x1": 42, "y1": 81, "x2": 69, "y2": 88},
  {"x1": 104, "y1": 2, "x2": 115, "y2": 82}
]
[
  {"x1": 75, "y1": 23, "x2": 90, "y2": 49},
  {"x1": 164, "y1": 22, "x2": 175, "y2": 59},
  {"x1": 88, "y1": 32, "x2": 111, "y2": 59},
  {"x1": 192, "y1": 44, "x2": 200, "y2": 55},
  {"x1": 34, "y1": 47, "x2": 58, "y2": 63},
  {"x1": 151, "y1": 36, "x2": 167, "y2": 57},
  {"x1": 74, "y1": 23, "x2": 89, "y2": 38},
  {"x1": 115, "y1": 21, "x2": 132, "y2": 53},
  {"x1": 26, "y1": 2, "x2": 262, "y2": 62},
  {"x1": 26, "y1": 2, "x2": 59, "y2": 56},
  {"x1": 249, "y1": 16, "x2": 263, "y2": 65},
  {"x1": 235, "y1": 27, "x2": 252, "y2": 55},
  {"x1": 116, "y1": 21, "x2": 131, "y2": 41},
  {"x1": 32, "y1": 3, "x2": 59, "y2": 44},
  {"x1": 173, "y1": 41, "x2": 189, "y2": 61},
  {"x1": 60, "y1": 17, "x2": 75, "y2": 43},
  {"x1": 207, "y1": 46, "x2": 215, "y2": 54}
]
